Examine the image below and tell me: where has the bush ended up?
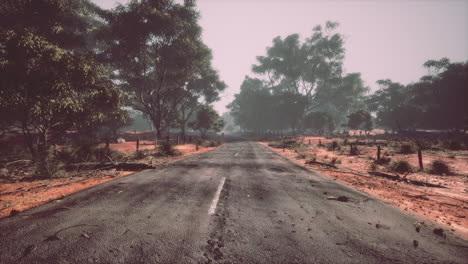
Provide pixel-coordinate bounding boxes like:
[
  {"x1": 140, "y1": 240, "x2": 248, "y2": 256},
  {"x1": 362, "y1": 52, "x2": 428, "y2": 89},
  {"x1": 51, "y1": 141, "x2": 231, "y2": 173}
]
[
  {"x1": 330, "y1": 157, "x2": 341, "y2": 165},
  {"x1": 369, "y1": 162, "x2": 378, "y2": 171},
  {"x1": 429, "y1": 160, "x2": 451, "y2": 175},
  {"x1": 155, "y1": 141, "x2": 180, "y2": 157},
  {"x1": 399, "y1": 143, "x2": 416, "y2": 154},
  {"x1": 349, "y1": 145, "x2": 359, "y2": 156},
  {"x1": 327, "y1": 141, "x2": 341, "y2": 151},
  {"x1": 296, "y1": 153, "x2": 307, "y2": 159},
  {"x1": 374, "y1": 156, "x2": 391, "y2": 165},
  {"x1": 446, "y1": 140, "x2": 463, "y2": 151},
  {"x1": 390, "y1": 160, "x2": 413, "y2": 174},
  {"x1": 56, "y1": 145, "x2": 126, "y2": 164},
  {"x1": 268, "y1": 141, "x2": 283, "y2": 148}
]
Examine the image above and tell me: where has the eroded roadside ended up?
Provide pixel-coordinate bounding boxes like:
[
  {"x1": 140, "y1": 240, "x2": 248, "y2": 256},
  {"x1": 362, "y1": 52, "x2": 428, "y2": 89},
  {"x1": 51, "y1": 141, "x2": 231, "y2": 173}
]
[
  {"x1": 259, "y1": 141, "x2": 468, "y2": 240},
  {"x1": 0, "y1": 144, "x2": 217, "y2": 218}
]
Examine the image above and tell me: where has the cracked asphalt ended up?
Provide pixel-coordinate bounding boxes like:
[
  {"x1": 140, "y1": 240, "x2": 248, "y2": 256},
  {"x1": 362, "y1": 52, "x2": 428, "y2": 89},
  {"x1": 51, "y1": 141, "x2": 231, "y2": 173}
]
[{"x1": 0, "y1": 141, "x2": 467, "y2": 263}]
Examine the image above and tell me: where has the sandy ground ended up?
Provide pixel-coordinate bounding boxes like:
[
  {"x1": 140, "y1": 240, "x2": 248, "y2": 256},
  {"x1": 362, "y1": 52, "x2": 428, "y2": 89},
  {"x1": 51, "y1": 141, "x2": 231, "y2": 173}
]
[
  {"x1": 0, "y1": 142, "x2": 216, "y2": 218},
  {"x1": 259, "y1": 137, "x2": 468, "y2": 240}
]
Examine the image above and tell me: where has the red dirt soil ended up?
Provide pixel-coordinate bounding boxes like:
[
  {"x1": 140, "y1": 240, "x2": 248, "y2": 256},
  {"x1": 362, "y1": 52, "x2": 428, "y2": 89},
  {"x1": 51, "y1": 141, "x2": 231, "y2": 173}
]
[
  {"x1": 259, "y1": 138, "x2": 468, "y2": 240},
  {"x1": 0, "y1": 143, "x2": 216, "y2": 218}
]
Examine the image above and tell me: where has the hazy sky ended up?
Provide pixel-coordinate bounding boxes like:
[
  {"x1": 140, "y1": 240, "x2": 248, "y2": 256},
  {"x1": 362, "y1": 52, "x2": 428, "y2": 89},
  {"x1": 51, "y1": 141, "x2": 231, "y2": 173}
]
[{"x1": 93, "y1": 0, "x2": 468, "y2": 114}]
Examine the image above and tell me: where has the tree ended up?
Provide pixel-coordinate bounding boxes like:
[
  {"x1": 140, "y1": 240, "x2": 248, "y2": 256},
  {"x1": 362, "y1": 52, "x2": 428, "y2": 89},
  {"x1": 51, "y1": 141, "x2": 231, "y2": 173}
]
[
  {"x1": 229, "y1": 22, "x2": 366, "y2": 133},
  {"x1": 0, "y1": 0, "x2": 128, "y2": 176},
  {"x1": 304, "y1": 112, "x2": 334, "y2": 134},
  {"x1": 347, "y1": 110, "x2": 372, "y2": 135},
  {"x1": 410, "y1": 59, "x2": 468, "y2": 131},
  {"x1": 252, "y1": 21, "x2": 344, "y2": 98},
  {"x1": 189, "y1": 105, "x2": 223, "y2": 138},
  {"x1": 366, "y1": 79, "x2": 419, "y2": 132},
  {"x1": 104, "y1": 0, "x2": 225, "y2": 139},
  {"x1": 228, "y1": 77, "x2": 275, "y2": 133}
]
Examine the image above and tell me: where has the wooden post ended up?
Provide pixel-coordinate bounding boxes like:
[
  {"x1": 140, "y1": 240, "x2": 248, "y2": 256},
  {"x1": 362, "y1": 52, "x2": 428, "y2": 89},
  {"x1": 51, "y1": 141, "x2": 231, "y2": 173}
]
[
  {"x1": 319, "y1": 140, "x2": 322, "y2": 147},
  {"x1": 136, "y1": 139, "x2": 140, "y2": 153},
  {"x1": 418, "y1": 149, "x2": 423, "y2": 171},
  {"x1": 377, "y1": 145, "x2": 381, "y2": 161},
  {"x1": 105, "y1": 139, "x2": 110, "y2": 155},
  {"x1": 308, "y1": 139, "x2": 311, "y2": 145}
]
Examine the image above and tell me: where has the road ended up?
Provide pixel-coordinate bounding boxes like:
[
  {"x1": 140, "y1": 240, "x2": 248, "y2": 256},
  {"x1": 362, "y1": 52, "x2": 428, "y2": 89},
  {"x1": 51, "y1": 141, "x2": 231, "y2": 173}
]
[{"x1": 0, "y1": 142, "x2": 467, "y2": 263}]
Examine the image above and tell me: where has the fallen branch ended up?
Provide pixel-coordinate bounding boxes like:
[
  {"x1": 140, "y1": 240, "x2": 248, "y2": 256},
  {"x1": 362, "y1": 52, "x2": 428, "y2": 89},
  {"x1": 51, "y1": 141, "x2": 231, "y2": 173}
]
[
  {"x1": 5, "y1": 160, "x2": 31, "y2": 169},
  {"x1": 305, "y1": 160, "x2": 337, "y2": 168},
  {"x1": 105, "y1": 154, "x2": 117, "y2": 166},
  {"x1": 67, "y1": 162, "x2": 155, "y2": 171}
]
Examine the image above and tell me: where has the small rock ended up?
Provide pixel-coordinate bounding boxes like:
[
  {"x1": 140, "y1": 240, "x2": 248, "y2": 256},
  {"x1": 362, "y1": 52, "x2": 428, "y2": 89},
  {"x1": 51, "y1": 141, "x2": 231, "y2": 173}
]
[
  {"x1": 9, "y1": 209, "x2": 19, "y2": 216},
  {"x1": 413, "y1": 240, "x2": 419, "y2": 248},
  {"x1": 433, "y1": 228, "x2": 445, "y2": 237},
  {"x1": 415, "y1": 226, "x2": 420, "y2": 233},
  {"x1": 337, "y1": 196, "x2": 349, "y2": 202},
  {"x1": 81, "y1": 233, "x2": 90, "y2": 239}
]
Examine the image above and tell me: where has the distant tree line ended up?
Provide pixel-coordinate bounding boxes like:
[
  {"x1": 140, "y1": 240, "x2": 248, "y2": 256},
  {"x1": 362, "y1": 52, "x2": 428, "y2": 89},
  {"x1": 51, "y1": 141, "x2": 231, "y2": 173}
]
[
  {"x1": 0, "y1": 0, "x2": 224, "y2": 176},
  {"x1": 228, "y1": 22, "x2": 467, "y2": 135}
]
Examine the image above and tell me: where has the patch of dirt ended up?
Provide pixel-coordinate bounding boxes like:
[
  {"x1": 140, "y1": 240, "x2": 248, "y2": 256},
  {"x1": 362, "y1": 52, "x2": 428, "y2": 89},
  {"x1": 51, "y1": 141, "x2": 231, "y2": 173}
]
[
  {"x1": 260, "y1": 139, "x2": 468, "y2": 240},
  {"x1": 0, "y1": 143, "x2": 217, "y2": 218}
]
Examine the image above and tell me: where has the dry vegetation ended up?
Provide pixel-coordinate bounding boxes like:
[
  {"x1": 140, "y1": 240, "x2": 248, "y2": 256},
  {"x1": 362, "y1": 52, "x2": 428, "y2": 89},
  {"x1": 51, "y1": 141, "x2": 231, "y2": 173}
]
[
  {"x1": 261, "y1": 133, "x2": 468, "y2": 239},
  {"x1": 0, "y1": 132, "x2": 221, "y2": 218}
]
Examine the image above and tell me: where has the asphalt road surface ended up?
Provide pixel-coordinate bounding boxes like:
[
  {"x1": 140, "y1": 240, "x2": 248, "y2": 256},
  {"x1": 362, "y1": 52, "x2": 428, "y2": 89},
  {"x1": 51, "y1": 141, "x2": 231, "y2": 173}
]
[{"x1": 0, "y1": 142, "x2": 467, "y2": 263}]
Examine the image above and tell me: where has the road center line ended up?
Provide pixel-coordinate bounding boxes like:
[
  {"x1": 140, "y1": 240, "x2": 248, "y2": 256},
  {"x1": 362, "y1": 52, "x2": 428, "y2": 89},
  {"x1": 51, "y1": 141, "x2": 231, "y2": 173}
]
[
  {"x1": 208, "y1": 177, "x2": 226, "y2": 215},
  {"x1": 234, "y1": 146, "x2": 244, "y2": 157}
]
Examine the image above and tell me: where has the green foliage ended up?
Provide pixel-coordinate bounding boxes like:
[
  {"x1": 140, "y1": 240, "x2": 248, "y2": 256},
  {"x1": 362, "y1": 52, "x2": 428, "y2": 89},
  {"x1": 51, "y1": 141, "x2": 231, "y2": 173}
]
[
  {"x1": 189, "y1": 105, "x2": 223, "y2": 138},
  {"x1": 56, "y1": 145, "x2": 126, "y2": 164},
  {"x1": 429, "y1": 160, "x2": 451, "y2": 175},
  {"x1": 347, "y1": 110, "x2": 373, "y2": 133},
  {"x1": 0, "y1": 1, "x2": 128, "y2": 172},
  {"x1": 390, "y1": 160, "x2": 413, "y2": 174},
  {"x1": 105, "y1": 0, "x2": 225, "y2": 137},
  {"x1": 229, "y1": 21, "x2": 364, "y2": 133},
  {"x1": 304, "y1": 112, "x2": 335, "y2": 132},
  {"x1": 366, "y1": 59, "x2": 467, "y2": 132}
]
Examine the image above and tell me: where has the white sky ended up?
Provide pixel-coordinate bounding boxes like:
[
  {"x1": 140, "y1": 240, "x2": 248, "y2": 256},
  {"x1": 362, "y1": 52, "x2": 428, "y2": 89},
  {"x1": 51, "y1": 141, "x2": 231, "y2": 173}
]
[{"x1": 93, "y1": 0, "x2": 468, "y2": 114}]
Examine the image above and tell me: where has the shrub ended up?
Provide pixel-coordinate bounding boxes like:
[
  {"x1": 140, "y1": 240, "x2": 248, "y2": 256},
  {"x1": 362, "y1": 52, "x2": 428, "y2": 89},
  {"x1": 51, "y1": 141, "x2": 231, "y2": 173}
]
[
  {"x1": 399, "y1": 143, "x2": 416, "y2": 154},
  {"x1": 349, "y1": 145, "x2": 359, "y2": 156},
  {"x1": 268, "y1": 141, "x2": 283, "y2": 148},
  {"x1": 155, "y1": 141, "x2": 180, "y2": 157},
  {"x1": 330, "y1": 157, "x2": 341, "y2": 165},
  {"x1": 201, "y1": 140, "x2": 221, "y2": 148},
  {"x1": 134, "y1": 150, "x2": 147, "y2": 160},
  {"x1": 429, "y1": 160, "x2": 451, "y2": 175},
  {"x1": 369, "y1": 162, "x2": 378, "y2": 171},
  {"x1": 268, "y1": 140, "x2": 297, "y2": 149},
  {"x1": 390, "y1": 160, "x2": 413, "y2": 174},
  {"x1": 374, "y1": 157, "x2": 391, "y2": 165},
  {"x1": 327, "y1": 141, "x2": 341, "y2": 151},
  {"x1": 56, "y1": 145, "x2": 126, "y2": 164},
  {"x1": 446, "y1": 140, "x2": 463, "y2": 151},
  {"x1": 296, "y1": 153, "x2": 307, "y2": 159}
]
